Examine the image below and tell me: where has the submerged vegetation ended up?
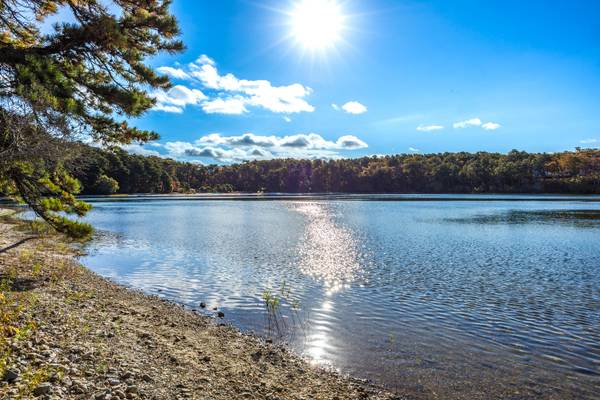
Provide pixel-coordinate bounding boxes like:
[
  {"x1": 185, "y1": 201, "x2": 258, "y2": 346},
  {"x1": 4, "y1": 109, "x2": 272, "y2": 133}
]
[
  {"x1": 64, "y1": 145, "x2": 600, "y2": 195},
  {"x1": 262, "y1": 281, "x2": 305, "y2": 340}
]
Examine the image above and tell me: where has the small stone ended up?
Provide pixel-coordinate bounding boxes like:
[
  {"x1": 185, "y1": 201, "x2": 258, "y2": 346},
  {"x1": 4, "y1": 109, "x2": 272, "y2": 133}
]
[
  {"x1": 3, "y1": 368, "x2": 18, "y2": 382},
  {"x1": 94, "y1": 391, "x2": 107, "y2": 400},
  {"x1": 71, "y1": 383, "x2": 86, "y2": 394},
  {"x1": 33, "y1": 382, "x2": 51, "y2": 396},
  {"x1": 141, "y1": 374, "x2": 153, "y2": 382},
  {"x1": 217, "y1": 311, "x2": 225, "y2": 318},
  {"x1": 108, "y1": 378, "x2": 120, "y2": 386},
  {"x1": 199, "y1": 302, "x2": 206, "y2": 308},
  {"x1": 126, "y1": 385, "x2": 138, "y2": 394}
]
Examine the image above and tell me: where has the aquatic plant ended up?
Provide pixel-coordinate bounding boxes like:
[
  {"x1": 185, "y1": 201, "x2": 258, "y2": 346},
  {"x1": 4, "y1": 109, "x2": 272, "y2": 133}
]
[{"x1": 261, "y1": 281, "x2": 308, "y2": 341}]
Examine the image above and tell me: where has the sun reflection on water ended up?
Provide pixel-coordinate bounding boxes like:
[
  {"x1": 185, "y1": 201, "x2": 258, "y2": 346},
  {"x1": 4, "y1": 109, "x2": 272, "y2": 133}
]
[
  {"x1": 294, "y1": 202, "x2": 364, "y2": 291},
  {"x1": 292, "y1": 202, "x2": 366, "y2": 364}
]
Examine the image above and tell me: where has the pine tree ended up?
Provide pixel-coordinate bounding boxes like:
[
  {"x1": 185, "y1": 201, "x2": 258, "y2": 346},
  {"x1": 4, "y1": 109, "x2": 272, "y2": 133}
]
[{"x1": 0, "y1": 0, "x2": 183, "y2": 238}]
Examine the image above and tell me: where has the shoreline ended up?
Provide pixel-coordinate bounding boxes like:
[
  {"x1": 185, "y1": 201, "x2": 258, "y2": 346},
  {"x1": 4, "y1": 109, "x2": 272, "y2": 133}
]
[{"x1": 0, "y1": 211, "x2": 396, "y2": 399}]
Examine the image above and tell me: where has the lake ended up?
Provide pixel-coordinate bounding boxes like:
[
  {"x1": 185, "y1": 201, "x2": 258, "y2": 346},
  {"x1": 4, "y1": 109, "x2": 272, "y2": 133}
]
[{"x1": 80, "y1": 194, "x2": 600, "y2": 399}]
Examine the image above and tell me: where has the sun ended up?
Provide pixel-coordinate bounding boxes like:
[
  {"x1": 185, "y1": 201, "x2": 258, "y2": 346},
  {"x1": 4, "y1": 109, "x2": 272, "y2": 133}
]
[{"x1": 290, "y1": 0, "x2": 345, "y2": 50}]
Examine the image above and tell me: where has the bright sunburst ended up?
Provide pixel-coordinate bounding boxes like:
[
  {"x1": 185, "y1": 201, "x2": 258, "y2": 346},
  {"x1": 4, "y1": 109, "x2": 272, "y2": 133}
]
[{"x1": 289, "y1": 0, "x2": 345, "y2": 50}]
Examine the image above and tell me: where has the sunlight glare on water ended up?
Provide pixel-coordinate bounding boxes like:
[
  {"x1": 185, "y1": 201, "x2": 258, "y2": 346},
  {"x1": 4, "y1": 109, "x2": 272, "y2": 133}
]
[{"x1": 293, "y1": 202, "x2": 364, "y2": 293}]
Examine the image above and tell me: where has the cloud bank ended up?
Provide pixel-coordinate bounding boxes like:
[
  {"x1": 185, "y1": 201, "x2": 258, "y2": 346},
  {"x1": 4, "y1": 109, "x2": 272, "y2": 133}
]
[
  {"x1": 152, "y1": 132, "x2": 368, "y2": 163},
  {"x1": 153, "y1": 55, "x2": 314, "y2": 115}
]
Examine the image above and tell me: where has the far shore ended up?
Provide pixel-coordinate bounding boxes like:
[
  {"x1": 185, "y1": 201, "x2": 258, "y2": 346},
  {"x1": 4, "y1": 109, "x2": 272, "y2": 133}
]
[{"x1": 0, "y1": 209, "x2": 396, "y2": 399}]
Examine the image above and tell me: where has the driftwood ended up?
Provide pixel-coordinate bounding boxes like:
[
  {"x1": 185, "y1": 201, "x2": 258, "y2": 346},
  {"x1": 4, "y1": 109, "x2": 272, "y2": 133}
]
[{"x1": 0, "y1": 237, "x2": 37, "y2": 254}]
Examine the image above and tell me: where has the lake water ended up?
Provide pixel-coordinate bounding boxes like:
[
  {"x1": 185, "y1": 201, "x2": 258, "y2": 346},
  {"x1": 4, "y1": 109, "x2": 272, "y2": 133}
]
[{"x1": 80, "y1": 195, "x2": 600, "y2": 399}]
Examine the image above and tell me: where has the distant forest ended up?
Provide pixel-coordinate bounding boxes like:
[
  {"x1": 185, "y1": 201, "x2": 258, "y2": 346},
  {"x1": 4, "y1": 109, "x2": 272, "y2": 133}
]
[{"x1": 62, "y1": 145, "x2": 600, "y2": 195}]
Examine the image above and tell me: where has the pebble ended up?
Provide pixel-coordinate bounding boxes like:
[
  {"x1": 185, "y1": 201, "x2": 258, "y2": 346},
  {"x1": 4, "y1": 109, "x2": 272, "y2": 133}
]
[
  {"x1": 108, "y1": 378, "x2": 121, "y2": 386},
  {"x1": 126, "y1": 385, "x2": 138, "y2": 394},
  {"x1": 33, "y1": 382, "x2": 51, "y2": 396},
  {"x1": 3, "y1": 368, "x2": 19, "y2": 382},
  {"x1": 121, "y1": 371, "x2": 134, "y2": 379}
]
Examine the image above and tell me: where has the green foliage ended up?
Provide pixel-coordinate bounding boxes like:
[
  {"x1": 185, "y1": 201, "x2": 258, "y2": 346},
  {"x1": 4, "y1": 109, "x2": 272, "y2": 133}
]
[
  {"x1": 67, "y1": 146, "x2": 600, "y2": 195},
  {"x1": 0, "y1": 0, "x2": 182, "y2": 237},
  {"x1": 5, "y1": 162, "x2": 93, "y2": 239},
  {"x1": 93, "y1": 175, "x2": 119, "y2": 195}
]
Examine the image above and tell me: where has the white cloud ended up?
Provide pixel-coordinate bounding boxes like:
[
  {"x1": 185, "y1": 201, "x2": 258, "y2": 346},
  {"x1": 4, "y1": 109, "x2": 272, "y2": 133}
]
[
  {"x1": 154, "y1": 55, "x2": 315, "y2": 115},
  {"x1": 163, "y1": 141, "x2": 196, "y2": 155},
  {"x1": 196, "y1": 54, "x2": 215, "y2": 66},
  {"x1": 331, "y1": 103, "x2": 340, "y2": 111},
  {"x1": 196, "y1": 132, "x2": 367, "y2": 150},
  {"x1": 184, "y1": 146, "x2": 248, "y2": 161},
  {"x1": 417, "y1": 124, "x2": 444, "y2": 132},
  {"x1": 283, "y1": 116, "x2": 292, "y2": 122},
  {"x1": 453, "y1": 118, "x2": 482, "y2": 129},
  {"x1": 580, "y1": 138, "x2": 598, "y2": 144},
  {"x1": 335, "y1": 135, "x2": 368, "y2": 149},
  {"x1": 340, "y1": 101, "x2": 367, "y2": 115},
  {"x1": 120, "y1": 144, "x2": 160, "y2": 157},
  {"x1": 151, "y1": 85, "x2": 207, "y2": 113},
  {"x1": 482, "y1": 122, "x2": 501, "y2": 130},
  {"x1": 201, "y1": 97, "x2": 248, "y2": 115},
  {"x1": 409, "y1": 147, "x2": 420, "y2": 152},
  {"x1": 151, "y1": 104, "x2": 184, "y2": 114},
  {"x1": 156, "y1": 66, "x2": 190, "y2": 80},
  {"x1": 160, "y1": 132, "x2": 368, "y2": 163},
  {"x1": 247, "y1": 82, "x2": 314, "y2": 113}
]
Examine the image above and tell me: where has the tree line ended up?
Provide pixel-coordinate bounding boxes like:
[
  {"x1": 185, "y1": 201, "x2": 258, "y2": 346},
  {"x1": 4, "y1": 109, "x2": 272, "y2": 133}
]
[{"x1": 69, "y1": 145, "x2": 600, "y2": 195}]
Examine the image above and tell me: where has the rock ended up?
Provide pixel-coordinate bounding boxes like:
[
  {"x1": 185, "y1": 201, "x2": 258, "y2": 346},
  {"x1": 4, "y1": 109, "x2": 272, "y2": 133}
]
[
  {"x1": 251, "y1": 351, "x2": 262, "y2": 362},
  {"x1": 108, "y1": 378, "x2": 120, "y2": 386},
  {"x1": 217, "y1": 311, "x2": 225, "y2": 318},
  {"x1": 71, "y1": 383, "x2": 87, "y2": 394},
  {"x1": 126, "y1": 385, "x2": 138, "y2": 394},
  {"x1": 141, "y1": 374, "x2": 153, "y2": 382},
  {"x1": 3, "y1": 368, "x2": 18, "y2": 382},
  {"x1": 199, "y1": 302, "x2": 206, "y2": 308},
  {"x1": 33, "y1": 382, "x2": 51, "y2": 396},
  {"x1": 94, "y1": 391, "x2": 108, "y2": 400},
  {"x1": 121, "y1": 371, "x2": 134, "y2": 379}
]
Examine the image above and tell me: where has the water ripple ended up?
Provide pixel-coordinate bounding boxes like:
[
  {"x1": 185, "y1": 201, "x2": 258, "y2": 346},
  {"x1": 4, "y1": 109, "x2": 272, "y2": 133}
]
[{"x1": 80, "y1": 198, "x2": 600, "y2": 399}]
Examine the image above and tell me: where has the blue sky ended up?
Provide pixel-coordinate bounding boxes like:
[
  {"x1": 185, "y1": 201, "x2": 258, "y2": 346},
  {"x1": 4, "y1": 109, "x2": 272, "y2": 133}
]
[{"x1": 121, "y1": 0, "x2": 600, "y2": 162}]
